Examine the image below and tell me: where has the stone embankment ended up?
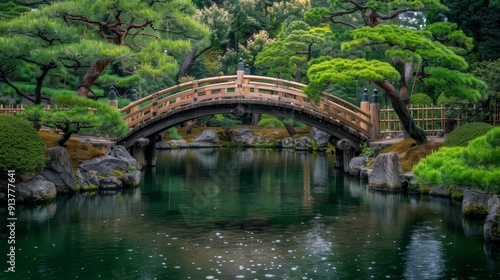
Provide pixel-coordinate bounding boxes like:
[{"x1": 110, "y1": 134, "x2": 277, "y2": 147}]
[
  {"x1": 347, "y1": 148, "x2": 500, "y2": 245},
  {"x1": 16, "y1": 145, "x2": 140, "y2": 203}
]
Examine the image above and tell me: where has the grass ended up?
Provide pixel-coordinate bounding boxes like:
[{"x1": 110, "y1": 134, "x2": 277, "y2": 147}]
[{"x1": 38, "y1": 131, "x2": 107, "y2": 170}]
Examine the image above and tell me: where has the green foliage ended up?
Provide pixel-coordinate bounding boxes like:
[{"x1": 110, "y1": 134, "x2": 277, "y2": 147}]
[
  {"x1": 257, "y1": 115, "x2": 306, "y2": 128},
  {"x1": 258, "y1": 115, "x2": 284, "y2": 128},
  {"x1": 166, "y1": 127, "x2": 182, "y2": 140},
  {"x1": 443, "y1": 122, "x2": 494, "y2": 147},
  {"x1": 21, "y1": 96, "x2": 128, "y2": 145},
  {"x1": 209, "y1": 114, "x2": 241, "y2": 133},
  {"x1": 414, "y1": 128, "x2": 500, "y2": 193},
  {"x1": 410, "y1": 93, "x2": 434, "y2": 106},
  {"x1": 0, "y1": 115, "x2": 45, "y2": 174}
]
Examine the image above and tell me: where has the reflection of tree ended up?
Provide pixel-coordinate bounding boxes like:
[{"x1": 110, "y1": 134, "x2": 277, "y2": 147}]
[{"x1": 302, "y1": 158, "x2": 314, "y2": 211}]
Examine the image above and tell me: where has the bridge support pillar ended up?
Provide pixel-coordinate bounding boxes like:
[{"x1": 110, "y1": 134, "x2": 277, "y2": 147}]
[
  {"x1": 335, "y1": 139, "x2": 353, "y2": 173},
  {"x1": 130, "y1": 134, "x2": 160, "y2": 170}
]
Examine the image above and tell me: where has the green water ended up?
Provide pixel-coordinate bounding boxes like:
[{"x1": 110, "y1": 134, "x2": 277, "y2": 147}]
[{"x1": 1, "y1": 149, "x2": 500, "y2": 279}]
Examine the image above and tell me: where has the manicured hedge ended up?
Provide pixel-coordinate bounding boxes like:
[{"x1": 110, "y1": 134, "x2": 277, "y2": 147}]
[
  {"x1": 414, "y1": 127, "x2": 500, "y2": 193},
  {"x1": 443, "y1": 122, "x2": 494, "y2": 147},
  {"x1": 0, "y1": 115, "x2": 45, "y2": 174}
]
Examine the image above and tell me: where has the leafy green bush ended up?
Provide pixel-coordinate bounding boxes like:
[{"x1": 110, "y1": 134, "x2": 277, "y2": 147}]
[
  {"x1": 258, "y1": 115, "x2": 283, "y2": 128},
  {"x1": 414, "y1": 127, "x2": 500, "y2": 193},
  {"x1": 410, "y1": 93, "x2": 433, "y2": 106},
  {"x1": 166, "y1": 127, "x2": 182, "y2": 140},
  {"x1": 258, "y1": 114, "x2": 306, "y2": 128},
  {"x1": 443, "y1": 122, "x2": 494, "y2": 147},
  {"x1": 0, "y1": 115, "x2": 45, "y2": 174}
]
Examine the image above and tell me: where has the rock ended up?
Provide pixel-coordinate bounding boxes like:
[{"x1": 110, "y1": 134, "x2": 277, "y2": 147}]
[
  {"x1": 119, "y1": 170, "x2": 142, "y2": 188},
  {"x1": 295, "y1": 137, "x2": 312, "y2": 151},
  {"x1": 109, "y1": 145, "x2": 137, "y2": 168},
  {"x1": 368, "y1": 153, "x2": 402, "y2": 190},
  {"x1": 282, "y1": 137, "x2": 294, "y2": 148},
  {"x1": 240, "y1": 217, "x2": 271, "y2": 230},
  {"x1": 348, "y1": 156, "x2": 367, "y2": 177},
  {"x1": 484, "y1": 195, "x2": 500, "y2": 244},
  {"x1": 79, "y1": 155, "x2": 129, "y2": 177},
  {"x1": 99, "y1": 176, "x2": 123, "y2": 190},
  {"x1": 360, "y1": 167, "x2": 371, "y2": 180},
  {"x1": 194, "y1": 129, "x2": 218, "y2": 144},
  {"x1": 76, "y1": 169, "x2": 99, "y2": 190},
  {"x1": 231, "y1": 128, "x2": 255, "y2": 144},
  {"x1": 40, "y1": 146, "x2": 76, "y2": 194},
  {"x1": 310, "y1": 127, "x2": 330, "y2": 148},
  {"x1": 17, "y1": 175, "x2": 57, "y2": 203},
  {"x1": 462, "y1": 188, "x2": 490, "y2": 219},
  {"x1": 429, "y1": 187, "x2": 450, "y2": 197},
  {"x1": 157, "y1": 140, "x2": 188, "y2": 149}
]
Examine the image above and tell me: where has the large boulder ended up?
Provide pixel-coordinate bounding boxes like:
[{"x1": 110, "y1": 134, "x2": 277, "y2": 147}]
[
  {"x1": 295, "y1": 137, "x2": 312, "y2": 151},
  {"x1": 99, "y1": 176, "x2": 123, "y2": 190},
  {"x1": 462, "y1": 188, "x2": 490, "y2": 219},
  {"x1": 281, "y1": 137, "x2": 294, "y2": 148},
  {"x1": 109, "y1": 145, "x2": 137, "y2": 168},
  {"x1": 348, "y1": 156, "x2": 368, "y2": 177},
  {"x1": 119, "y1": 170, "x2": 142, "y2": 188},
  {"x1": 75, "y1": 169, "x2": 99, "y2": 190},
  {"x1": 194, "y1": 129, "x2": 218, "y2": 144},
  {"x1": 231, "y1": 128, "x2": 255, "y2": 144},
  {"x1": 310, "y1": 127, "x2": 330, "y2": 148},
  {"x1": 368, "y1": 153, "x2": 402, "y2": 190},
  {"x1": 79, "y1": 155, "x2": 129, "y2": 176},
  {"x1": 484, "y1": 195, "x2": 500, "y2": 244},
  {"x1": 40, "y1": 146, "x2": 76, "y2": 194},
  {"x1": 17, "y1": 175, "x2": 57, "y2": 203}
]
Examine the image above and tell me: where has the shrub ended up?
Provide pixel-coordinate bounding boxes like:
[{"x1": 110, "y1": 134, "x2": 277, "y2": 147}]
[
  {"x1": 0, "y1": 115, "x2": 45, "y2": 174},
  {"x1": 414, "y1": 128, "x2": 500, "y2": 193},
  {"x1": 166, "y1": 127, "x2": 182, "y2": 140},
  {"x1": 443, "y1": 122, "x2": 494, "y2": 147},
  {"x1": 410, "y1": 93, "x2": 433, "y2": 106}
]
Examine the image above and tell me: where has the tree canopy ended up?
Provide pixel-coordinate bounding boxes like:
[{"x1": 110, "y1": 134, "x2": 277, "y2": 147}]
[{"x1": 304, "y1": 1, "x2": 487, "y2": 144}]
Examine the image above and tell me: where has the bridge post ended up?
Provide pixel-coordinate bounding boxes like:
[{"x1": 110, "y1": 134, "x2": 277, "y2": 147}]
[
  {"x1": 130, "y1": 134, "x2": 159, "y2": 170},
  {"x1": 370, "y1": 89, "x2": 381, "y2": 139},
  {"x1": 334, "y1": 139, "x2": 353, "y2": 173},
  {"x1": 144, "y1": 134, "x2": 158, "y2": 168},
  {"x1": 236, "y1": 58, "x2": 244, "y2": 87},
  {"x1": 360, "y1": 88, "x2": 370, "y2": 132}
]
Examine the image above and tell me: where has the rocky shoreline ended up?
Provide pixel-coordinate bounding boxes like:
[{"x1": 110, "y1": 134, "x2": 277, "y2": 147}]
[{"x1": 3, "y1": 145, "x2": 141, "y2": 204}]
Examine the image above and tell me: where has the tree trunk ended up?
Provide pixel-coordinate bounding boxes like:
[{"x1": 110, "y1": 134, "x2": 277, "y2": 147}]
[
  {"x1": 77, "y1": 58, "x2": 112, "y2": 97},
  {"x1": 177, "y1": 48, "x2": 198, "y2": 80},
  {"x1": 251, "y1": 113, "x2": 261, "y2": 125},
  {"x1": 375, "y1": 80, "x2": 427, "y2": 145},
  {"x1": 185, "y1": 119, "x2": 198, "y2": 134},
  {"x1": 57, "y1": 132, "x2": 73, "y2": 146},
  {"x1": 284, "y1": 123, "x2": 297, "y2": 137}
]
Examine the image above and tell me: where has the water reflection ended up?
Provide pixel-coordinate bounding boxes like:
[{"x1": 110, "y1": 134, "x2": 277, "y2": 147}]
[{"x1": 1, "y1": 149, "x2": 499, "y2": 280}]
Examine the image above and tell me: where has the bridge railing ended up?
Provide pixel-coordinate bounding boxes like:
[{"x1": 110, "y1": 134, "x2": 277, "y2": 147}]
[{"x1": 118, "y1": 73, "x2": 375, "y2": 138}]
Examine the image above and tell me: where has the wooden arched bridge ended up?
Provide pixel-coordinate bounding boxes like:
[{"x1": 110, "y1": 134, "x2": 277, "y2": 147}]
[{"x1": 117, "y1": 67, "x2": 381, "y2": 168}]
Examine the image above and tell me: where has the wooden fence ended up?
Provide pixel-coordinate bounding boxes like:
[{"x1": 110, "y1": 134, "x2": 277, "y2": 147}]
[{"x1": 379, "y1": 105, "x2": 461, "y2": 137}]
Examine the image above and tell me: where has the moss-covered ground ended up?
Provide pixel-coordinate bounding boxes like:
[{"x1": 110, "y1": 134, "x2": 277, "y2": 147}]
[{"x1": 38, "y1": 131, "x2": 107, "y2": 170}]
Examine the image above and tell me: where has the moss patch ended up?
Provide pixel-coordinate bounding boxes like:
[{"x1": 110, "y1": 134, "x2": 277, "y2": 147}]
[
  {"x1": 463, "y1": 205, "x2": 489, "y2": 218},
  {"x1": 38, "y1": 131, "x2": 107, "y2": 170}
]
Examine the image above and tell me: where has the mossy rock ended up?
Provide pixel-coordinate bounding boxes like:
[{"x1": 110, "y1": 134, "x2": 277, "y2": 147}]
[
  {"x1": 463, "y1": 205, "x2": 489, "y2": 219},
  {"x1": 444, "y1": 122, "x2": 494, "y2": 147}
]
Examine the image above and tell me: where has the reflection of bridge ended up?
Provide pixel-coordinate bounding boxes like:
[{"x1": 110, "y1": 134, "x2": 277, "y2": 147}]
[{"x1": 118, "y1": 63, "x2": 381, "y2": 168}]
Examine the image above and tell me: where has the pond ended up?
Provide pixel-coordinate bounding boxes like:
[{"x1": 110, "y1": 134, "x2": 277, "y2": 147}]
[{"x1": 1, "y1": 149, "x2": 499, "y2": 279}]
